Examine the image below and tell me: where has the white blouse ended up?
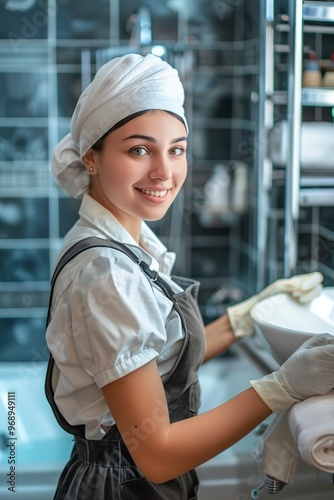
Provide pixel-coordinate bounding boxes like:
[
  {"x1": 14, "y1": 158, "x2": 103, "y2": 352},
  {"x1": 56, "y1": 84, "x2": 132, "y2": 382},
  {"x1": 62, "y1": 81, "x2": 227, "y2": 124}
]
[{"x1": 46, "y1": 193, "x2": 184, "y2": 439}]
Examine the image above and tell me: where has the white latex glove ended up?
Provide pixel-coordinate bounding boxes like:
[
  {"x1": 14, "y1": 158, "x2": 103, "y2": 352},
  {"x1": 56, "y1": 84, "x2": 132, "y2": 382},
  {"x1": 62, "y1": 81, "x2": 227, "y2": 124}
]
[
  {"x1": 250, "y1": 333, "x2": 334, "y2": 414},
  {"x1": 227, "y1": 272, "x2": 323, "y2": 338}
]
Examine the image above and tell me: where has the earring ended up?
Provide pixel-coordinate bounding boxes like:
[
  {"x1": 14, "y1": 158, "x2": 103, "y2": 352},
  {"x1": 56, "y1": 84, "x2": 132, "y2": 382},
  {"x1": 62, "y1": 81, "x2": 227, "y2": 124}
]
[{"x1": 89, "y1": 166, "x2": 94, "y2": 172}]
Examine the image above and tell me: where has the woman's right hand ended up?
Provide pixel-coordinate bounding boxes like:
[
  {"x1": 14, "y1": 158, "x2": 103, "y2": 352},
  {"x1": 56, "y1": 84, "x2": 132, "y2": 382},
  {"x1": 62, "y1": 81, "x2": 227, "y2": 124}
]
[{"x1": 250, "y1": 333, "x2": 334, "y2": 413}]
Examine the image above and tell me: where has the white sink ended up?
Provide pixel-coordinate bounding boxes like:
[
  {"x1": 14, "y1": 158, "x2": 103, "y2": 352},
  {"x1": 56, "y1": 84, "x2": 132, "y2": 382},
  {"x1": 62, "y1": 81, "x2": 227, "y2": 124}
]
[{"x1": 250, "y1": 287, "x2": 334, "y2": 364}]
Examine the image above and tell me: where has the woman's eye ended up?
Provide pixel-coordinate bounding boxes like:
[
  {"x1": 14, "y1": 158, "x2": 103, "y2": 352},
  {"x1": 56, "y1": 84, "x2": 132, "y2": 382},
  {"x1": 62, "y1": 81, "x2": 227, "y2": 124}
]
[
  {"x1": 130, "y1": 147, "x2": 148, "y2": 156},
  {"x1": 170, "y1": 147, "x2": 184, "y2": 156}
]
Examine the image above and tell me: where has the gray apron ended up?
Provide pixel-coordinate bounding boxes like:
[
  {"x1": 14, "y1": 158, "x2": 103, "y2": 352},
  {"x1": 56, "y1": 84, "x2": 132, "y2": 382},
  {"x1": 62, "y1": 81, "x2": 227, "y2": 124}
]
[{"x1": 45, "y1": 237, "x2": 206, "y2": 500}]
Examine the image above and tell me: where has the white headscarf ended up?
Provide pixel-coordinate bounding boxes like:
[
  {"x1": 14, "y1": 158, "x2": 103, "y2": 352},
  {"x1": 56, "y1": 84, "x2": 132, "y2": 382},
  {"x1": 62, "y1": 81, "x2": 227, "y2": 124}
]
[{"x1": 52, "y1": 53, "x2": 188, "y2": 198}]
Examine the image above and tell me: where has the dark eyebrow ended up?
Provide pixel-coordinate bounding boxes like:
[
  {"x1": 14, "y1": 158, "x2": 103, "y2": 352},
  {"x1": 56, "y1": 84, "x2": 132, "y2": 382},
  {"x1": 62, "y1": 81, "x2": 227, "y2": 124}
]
[
  {"x1": 171, "y1": 136, "x2": 188, "y2": 144},
  {"x1": 122, "y1": 134, "x2": 187, "y2": 144}
]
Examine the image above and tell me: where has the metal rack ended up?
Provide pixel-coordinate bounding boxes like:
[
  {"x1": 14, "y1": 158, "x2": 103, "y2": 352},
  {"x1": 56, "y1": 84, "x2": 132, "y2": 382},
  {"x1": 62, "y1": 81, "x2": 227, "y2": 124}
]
[
  {"x1": 256, "y1": 0, "x2": 334, "y2": 288},
  {"x1": 286, "y1": 0, "x2": 334, "y2": 276}
]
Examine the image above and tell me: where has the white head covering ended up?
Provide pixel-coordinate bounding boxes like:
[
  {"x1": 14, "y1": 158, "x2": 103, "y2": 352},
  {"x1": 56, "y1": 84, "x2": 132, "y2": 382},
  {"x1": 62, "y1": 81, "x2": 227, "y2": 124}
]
[{"x1": 52, "y1": 53, "x2": 188, "y2": 198}]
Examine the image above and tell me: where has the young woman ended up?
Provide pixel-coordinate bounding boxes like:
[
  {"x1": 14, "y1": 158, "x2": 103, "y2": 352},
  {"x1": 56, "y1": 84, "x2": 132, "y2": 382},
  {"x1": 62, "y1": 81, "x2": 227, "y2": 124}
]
[{"x1": 46, "y1": 53, "x2": 334, "y2": 500}]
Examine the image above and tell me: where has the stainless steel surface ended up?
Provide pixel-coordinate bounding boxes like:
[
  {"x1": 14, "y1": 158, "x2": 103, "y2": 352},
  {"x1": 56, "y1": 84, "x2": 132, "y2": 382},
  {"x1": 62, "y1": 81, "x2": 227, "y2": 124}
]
[
  {"x1": 255, "y1": 0, "x2": 273, "y2": 291},
  {"x1": 284, "y1": 0, "x2": 303, "y2": 277}
]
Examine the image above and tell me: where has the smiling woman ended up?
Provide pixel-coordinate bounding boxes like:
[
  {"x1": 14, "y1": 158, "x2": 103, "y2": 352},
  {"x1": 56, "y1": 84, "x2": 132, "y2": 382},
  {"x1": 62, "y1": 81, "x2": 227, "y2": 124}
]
[{"x1": 45, "y1": 53, "x2": 334, "y2": 500}]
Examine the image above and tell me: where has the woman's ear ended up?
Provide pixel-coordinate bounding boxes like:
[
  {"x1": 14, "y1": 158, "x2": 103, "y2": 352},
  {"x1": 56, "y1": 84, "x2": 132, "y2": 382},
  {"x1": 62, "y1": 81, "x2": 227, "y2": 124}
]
[{"x1": 82, "y1": 148, "x2": 98, "y2": 174}]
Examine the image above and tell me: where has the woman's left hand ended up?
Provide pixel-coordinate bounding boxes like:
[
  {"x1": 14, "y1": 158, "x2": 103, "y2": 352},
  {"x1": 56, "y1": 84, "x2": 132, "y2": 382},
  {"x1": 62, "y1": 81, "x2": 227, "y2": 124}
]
[{"x1": 226, "y1": 272, "x2": 324, "y2": 338}]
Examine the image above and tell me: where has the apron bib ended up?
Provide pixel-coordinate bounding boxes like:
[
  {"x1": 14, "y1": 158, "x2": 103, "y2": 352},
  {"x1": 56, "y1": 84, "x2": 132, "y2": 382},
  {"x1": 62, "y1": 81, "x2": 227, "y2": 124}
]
[{"x1": 45, "y1": 237, "x2": 206, "y2": 500}]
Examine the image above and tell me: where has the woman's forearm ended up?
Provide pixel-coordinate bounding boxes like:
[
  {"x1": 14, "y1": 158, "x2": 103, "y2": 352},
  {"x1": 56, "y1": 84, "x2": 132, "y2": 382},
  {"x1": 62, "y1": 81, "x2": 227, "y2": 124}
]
[
  {"x1": 203, "y1": 313, "x2": 237, "y2": 362},
  {"x1": 103, "y1": 359, "x2": 271, "y2": 485},
  {"x1": 138, "y1": 387, "x2": 272, "y2": 483}
]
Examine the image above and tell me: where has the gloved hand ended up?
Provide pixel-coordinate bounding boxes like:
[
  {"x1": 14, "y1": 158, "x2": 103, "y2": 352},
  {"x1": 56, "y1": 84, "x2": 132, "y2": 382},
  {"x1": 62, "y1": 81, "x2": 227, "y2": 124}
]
[
  {"x1": 250, "y1": 333, "x2": 334, "y2": 413},
  {"x1": 227, "y1": 272, "x2": 323, "y2": 338}
]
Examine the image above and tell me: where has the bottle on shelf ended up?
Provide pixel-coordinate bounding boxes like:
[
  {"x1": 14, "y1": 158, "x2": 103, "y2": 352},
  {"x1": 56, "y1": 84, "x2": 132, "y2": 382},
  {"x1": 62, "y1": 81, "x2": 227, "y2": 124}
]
[
  {"x1": 322, "y1": 52, "x2": 334, "y2": 88},
  {"x1": 303, "y1": 50, "x2": 322, "y2": 88}
]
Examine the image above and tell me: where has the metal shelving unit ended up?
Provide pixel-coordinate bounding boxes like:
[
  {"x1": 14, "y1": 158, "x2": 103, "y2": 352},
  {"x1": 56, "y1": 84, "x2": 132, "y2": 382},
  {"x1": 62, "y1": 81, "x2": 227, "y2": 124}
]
[
  {"x1": 285, "y1": 0, "x2": 334, "y2": 276},
  {"x1": 256, "y1": 0, "x2": 334, "y2": 288}
]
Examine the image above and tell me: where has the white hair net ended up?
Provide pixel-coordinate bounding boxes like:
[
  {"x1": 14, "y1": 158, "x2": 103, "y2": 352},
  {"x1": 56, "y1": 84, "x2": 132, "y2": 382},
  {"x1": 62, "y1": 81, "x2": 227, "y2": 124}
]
[{"x1": 51, "y1": 53, "x2": 187, "y2": 198}]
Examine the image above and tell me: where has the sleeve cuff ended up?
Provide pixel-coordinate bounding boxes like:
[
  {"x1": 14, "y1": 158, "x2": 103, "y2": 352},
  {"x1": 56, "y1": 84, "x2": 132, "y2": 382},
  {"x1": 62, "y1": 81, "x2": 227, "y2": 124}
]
[
  {"x1": 250, "y1": 372, "x2": 298, "y2": 414},
  {"x1": 94, "y1": 347, "x2": 160, "y2": 388}
]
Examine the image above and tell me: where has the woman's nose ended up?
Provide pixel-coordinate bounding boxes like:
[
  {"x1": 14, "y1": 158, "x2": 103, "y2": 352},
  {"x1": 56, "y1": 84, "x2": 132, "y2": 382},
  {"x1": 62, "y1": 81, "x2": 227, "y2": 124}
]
[{"x1": 149, "y1": 155, "x2": 172, "y2": 181}]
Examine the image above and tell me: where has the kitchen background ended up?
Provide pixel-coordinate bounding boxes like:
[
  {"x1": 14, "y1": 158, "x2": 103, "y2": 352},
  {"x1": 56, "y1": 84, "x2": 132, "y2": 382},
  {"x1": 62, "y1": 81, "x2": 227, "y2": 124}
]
[
  {"x1": 1, "y1": 0, "x2": 334, "y2": 356},
  {"x1": 1, "y1": 0, "x2": 334, "y2": 498}
]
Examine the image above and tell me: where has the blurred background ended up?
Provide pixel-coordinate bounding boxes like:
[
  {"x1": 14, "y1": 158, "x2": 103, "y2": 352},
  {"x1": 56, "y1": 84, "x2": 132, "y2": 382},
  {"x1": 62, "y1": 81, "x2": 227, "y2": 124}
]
[{"x1": 1, "y1": 0, "x2": 334, "y2": 498}]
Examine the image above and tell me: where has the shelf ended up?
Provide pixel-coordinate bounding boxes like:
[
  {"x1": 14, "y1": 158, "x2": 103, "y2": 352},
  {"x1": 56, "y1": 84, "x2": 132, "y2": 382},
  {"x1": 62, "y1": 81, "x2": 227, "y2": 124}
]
[
  {"x1": 302, "y1": 87, "x2": 334, "y2": 106},
  {"x1": 303, "y1": 2, "x2": 334, "y2": 23},
  {"x1": 275, "y1": 3, "x2": 334, "y2": 28},
  {"x1": 272, "y1": 88, "x2": 334, "y2": 106},
  {"x1": 300, "y1": 175, "x2": 334, "y2": 187},
  {"x1": 299, "y1": 188, "x2": 334, "y2": 206},
  {"x1": 276, "y1": 22, "x2": 334, "y2": 34}
]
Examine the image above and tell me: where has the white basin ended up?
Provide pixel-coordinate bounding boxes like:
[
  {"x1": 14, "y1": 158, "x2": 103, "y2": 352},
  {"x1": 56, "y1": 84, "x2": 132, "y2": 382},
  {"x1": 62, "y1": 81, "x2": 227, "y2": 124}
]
[{"x1": 250, "y1": 287, "x2": 334, "y2": 364}]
